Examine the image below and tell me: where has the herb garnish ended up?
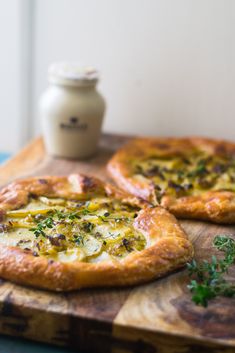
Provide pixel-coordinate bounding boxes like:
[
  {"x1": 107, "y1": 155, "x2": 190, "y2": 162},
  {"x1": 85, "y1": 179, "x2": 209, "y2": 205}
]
[
  {"x1": 187, "y1": 160, "x2": 207, "y2": 178},
  {"x1": 187, "y1": 235, "x2": 235, "y2": 306},
  {"x1": 30, "y1": 216, "x2": 54, "y2": 237},
  {"x1": 73, "y1": 235, "x2": 84, "y2": 246},
  {"x1": 30, "y1": 208, "x2": 93, "y2": 238},
  {"x1": 54, "y1": 209, "x2": 81, "y2": 220}
]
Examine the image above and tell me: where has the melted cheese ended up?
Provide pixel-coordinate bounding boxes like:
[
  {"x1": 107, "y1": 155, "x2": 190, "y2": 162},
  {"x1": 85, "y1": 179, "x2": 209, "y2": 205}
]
[
  {"x1": 0, "y1": 197, "x2": 146, "y2": 263},
  {"x1": 0, "y1": 228, "x2": 34, "y2": 247},
  {"x1": 134, "y1": 152, "x2": 235, "y2": 199}
]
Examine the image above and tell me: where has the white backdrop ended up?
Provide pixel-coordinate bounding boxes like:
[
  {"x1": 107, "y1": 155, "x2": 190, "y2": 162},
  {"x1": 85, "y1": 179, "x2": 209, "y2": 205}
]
[
  {"x1": 1, "y1": 0, "x2": 235, "y2": 152},
  {"x1": 0, "y1": 0, "x2": 21, "y2": 152},
  {"x1": 32, "y1": 0, "x2": 235, "y2": 139}
]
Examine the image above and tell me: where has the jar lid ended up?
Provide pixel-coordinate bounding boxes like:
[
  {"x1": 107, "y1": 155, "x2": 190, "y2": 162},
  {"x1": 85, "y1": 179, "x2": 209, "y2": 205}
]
[{"x1": 48, "y1": 62, "x2": 99, "y2": 87}]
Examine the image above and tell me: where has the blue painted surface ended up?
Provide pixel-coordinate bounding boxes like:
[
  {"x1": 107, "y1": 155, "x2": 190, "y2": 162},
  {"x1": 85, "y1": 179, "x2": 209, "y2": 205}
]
[
  {"x1": 0, "y1": 153, "x2": 85, "y2": 352},
  {"x1": 0, "y1": 336, "x2": 79, "y2": 353},
  {"x1": 0, "y1": 153, "x2": 10, "y2": 164}
]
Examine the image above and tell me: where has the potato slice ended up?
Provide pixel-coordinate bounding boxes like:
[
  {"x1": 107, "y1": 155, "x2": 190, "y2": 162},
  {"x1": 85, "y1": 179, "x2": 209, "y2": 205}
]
[
  {"x1": 7, "y1": 208, "x2": 52, "y2": 218},
  {"x1": 82, "y1": 235, "x2": 103, "y2": 258},
  {"x1": 39, "y1": 197, "x2": 67, "y2": 206},
  {"x1": 57, "y1": 248, "x2": 86, "y2": 262}
]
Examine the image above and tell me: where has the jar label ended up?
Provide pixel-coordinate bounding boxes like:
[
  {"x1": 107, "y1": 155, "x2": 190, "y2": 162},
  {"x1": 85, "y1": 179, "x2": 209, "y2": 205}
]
[{"x1": 60, "y1": 117, "x2": 88, "y2": 131}]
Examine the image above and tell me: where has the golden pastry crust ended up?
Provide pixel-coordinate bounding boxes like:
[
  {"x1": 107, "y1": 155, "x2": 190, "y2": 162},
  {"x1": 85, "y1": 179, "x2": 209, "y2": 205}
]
[
  {"x1": 107, "y1": 137, "x2": 235, "y2": 224},
  {"x1": 0, "y1": 174, "x2": 193, "y2": 291}
]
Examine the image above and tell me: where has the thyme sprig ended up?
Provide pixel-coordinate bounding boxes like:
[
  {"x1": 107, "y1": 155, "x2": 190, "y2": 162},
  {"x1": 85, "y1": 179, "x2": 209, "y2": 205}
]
[
  {"x1": 187, "y1": 235, "x2": 235, "y2": 307},
  {"x1": 29, "y1": 209, "x2": 83, "y2": 237},
  {"x1": 30, "y1": 216, "x2": 54, "y2": 237}
]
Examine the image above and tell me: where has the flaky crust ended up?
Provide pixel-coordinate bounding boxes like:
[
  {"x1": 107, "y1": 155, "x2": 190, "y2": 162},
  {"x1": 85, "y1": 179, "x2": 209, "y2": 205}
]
[
  {"x1": 107, "y1": 136, "x2": 235, "y2": 224},
  {"x1": 0, "y1": 174, "x2": 193, "y2": 291}
]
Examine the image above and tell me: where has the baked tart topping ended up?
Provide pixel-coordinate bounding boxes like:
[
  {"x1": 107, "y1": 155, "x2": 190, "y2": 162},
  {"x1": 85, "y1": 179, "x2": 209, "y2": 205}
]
[
  {"x1": 0, "y1": 175, "x2": 193, "y2": 290},
  {"x1": 0, "y1": 196, "x2": 146, "y2": 263},
  {"x1": 133, "y1": 151, "x2": 235, "y2": 201}
]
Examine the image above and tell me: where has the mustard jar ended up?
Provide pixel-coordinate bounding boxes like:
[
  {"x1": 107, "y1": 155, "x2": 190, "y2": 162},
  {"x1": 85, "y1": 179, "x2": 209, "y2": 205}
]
[{"x1": 39, "y1": 62, "x2": 106, "y2": 159}]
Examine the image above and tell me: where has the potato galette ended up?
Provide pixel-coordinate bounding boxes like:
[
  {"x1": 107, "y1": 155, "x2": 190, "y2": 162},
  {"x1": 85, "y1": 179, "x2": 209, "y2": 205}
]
[
  {"x1": 0, "y1": 174, "x2": 193, "y2": 290},
  {"x1": 108, "y1": 137, "x2": 235, "y2": 224}
]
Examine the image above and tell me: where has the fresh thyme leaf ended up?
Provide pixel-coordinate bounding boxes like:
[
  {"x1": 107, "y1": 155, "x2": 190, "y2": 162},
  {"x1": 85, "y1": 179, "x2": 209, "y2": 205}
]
[
  {"x1": 188, "y1": 280, "x2": 216, "y2": 306},
  {"x1": 187, "y1": 160, "x2": 208, "y2": 178},
  {"x1": 55, "y1": 209, "x2": 82, "y2": 220},
  {"x1": 73, "y1": 235, "x2": 84, "y2": 246},
  {"x1": 187, "y1": 235, "x2": 235, "y2": 307},
  {"x1": 213, "y1": 235, "x2": 235, "y2": 258},
  {"x1": 81, "y1": 208, "x2": 91, "y2": 216},
  {"x1": 54, "y1": 209, "x2": 66, "y2": 220},
  {"x1": 30, "y1": 214, "x2": 56, "y2": 237},
  {"x1": 68, "y1": 211, "x2": 80, "y2": 220}
]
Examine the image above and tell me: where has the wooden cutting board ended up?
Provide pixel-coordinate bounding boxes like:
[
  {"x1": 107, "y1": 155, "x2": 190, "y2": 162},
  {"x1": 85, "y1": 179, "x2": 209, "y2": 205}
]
[{"x1": 0, "y1": 133, "x2": 235, "y2": 353}]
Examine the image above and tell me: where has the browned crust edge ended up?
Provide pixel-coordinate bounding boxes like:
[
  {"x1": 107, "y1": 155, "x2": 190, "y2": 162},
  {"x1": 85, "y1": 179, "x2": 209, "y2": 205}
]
[
  {"x1": 107, "y1": 136, "x2": 235, "y2": 224},
  {"x1": 0, "y1": 174, "x2": 193, "y2": 291}
]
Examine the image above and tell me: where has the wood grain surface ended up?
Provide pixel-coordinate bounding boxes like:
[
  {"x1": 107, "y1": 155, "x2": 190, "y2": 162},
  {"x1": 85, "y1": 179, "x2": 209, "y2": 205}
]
[{"x1": 0, "y1": 133, "x2": 235, "y2": 353}]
